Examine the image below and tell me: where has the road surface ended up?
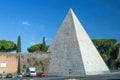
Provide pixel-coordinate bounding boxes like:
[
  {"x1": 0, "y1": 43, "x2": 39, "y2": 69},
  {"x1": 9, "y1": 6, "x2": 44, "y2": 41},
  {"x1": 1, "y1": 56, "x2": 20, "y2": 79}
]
[{"x1": 2, "y1": 71, "x2": 120, "y2": 80}]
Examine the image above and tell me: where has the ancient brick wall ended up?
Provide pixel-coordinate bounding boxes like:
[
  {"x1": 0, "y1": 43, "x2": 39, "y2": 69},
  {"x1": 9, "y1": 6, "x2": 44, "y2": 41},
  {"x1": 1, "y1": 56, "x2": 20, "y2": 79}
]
[
  {"x1": 20, "y1": 52, "x2": 51, "y2": 75},
  {"x1": 0, "y1": 52, "x2": 51, "y2": 75}
]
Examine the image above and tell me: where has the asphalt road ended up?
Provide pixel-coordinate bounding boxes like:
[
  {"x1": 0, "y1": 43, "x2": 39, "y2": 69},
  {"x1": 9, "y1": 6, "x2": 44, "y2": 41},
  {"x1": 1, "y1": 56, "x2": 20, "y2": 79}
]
[{"x1": 1, "y1": 72, "x2": 120, "y2": 80}]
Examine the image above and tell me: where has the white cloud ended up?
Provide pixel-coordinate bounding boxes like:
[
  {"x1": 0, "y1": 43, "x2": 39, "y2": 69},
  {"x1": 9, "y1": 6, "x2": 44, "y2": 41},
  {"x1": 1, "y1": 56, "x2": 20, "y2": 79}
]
[{"x1": 22, "y1": 21, "x2": 31, "y2": 26}]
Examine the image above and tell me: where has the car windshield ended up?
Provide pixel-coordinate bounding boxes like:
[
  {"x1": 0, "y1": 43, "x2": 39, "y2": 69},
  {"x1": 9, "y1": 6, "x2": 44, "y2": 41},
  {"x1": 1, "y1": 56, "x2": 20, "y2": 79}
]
[
  {"x1": 18, "y1": 73, "x2": 22, "y2": 75},
  {"x1": 7, "y1": 73, "x2": 12, "y2": 75},
  {"x1": 30, "y1": 71, "x2": 35, "y2": 73}
]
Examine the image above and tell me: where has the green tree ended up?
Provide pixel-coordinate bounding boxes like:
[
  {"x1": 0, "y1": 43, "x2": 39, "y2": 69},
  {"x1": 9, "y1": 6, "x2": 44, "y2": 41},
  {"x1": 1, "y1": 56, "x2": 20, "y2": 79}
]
[
  {"x1": 27, "y1": 37, "x2": 49, "y2": 52},
  {"x1": 41, "y1": 37, "x2": 47, "y2": 52},
  {"x1": 92, "y1": 39, "x2": 118, "y2": 65},
  {"x1": 46, "y1": 45, "x2": 49, "y2": 51},
  {"x1": 16, "y1": 35, "x2": 21, "y2": 53},
  {"x1": 0, "y1": 40, "x2": 16, "y2": 52},
  {"x1": 27, "y1": 44, "x2": 41, "y2": 52},
  {"x1": 116, "y1": 58, "x2": 120, "y2": 68}
]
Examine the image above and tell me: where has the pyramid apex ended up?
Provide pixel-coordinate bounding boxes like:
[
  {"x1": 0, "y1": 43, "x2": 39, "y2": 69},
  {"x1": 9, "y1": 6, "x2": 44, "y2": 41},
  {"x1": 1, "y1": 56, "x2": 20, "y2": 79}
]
[
  {"x1": 68, "y1": 8, "x2": 74, "y2": 13},
  {"x1": 69, "y1": 8, "x2": 73, "y2": 11}
]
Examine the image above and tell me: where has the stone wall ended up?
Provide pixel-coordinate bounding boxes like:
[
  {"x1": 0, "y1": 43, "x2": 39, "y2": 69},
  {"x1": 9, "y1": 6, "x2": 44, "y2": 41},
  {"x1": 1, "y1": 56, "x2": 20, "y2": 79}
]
[
  {"x1": 20, "y1": 52, "x2": 51, "y2": 75},
  {"x1": 0, "y1": 52, "x2": 51, "y2": 75}
]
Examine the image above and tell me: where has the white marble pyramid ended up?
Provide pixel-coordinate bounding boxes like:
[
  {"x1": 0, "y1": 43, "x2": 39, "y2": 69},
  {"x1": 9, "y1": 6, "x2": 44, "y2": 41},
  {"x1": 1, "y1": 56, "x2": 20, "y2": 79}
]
[{"x1": 48, "y1": 9, "x2": 110, "y2": 76}]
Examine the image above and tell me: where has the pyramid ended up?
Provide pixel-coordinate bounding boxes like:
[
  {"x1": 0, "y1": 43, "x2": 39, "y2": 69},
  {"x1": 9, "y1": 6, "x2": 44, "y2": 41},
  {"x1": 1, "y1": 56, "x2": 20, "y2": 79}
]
[
  {"x1": 48, "y1": 9, "x2": 110, "y2": 76},
  {"x1": 117, "y1": 48, "x2": 120, "y2": 59}
]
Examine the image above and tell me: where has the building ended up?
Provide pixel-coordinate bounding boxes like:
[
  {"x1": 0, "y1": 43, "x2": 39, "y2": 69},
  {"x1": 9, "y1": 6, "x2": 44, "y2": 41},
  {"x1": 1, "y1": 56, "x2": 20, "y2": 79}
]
[{"x1": 0, "y1": 53, "x2": 18, "y2": 75}]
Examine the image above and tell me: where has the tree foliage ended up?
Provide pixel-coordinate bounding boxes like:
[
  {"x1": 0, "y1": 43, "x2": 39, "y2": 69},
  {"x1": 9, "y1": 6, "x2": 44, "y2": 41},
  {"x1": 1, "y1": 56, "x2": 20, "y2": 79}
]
[
  {"x1": 27, "y1": 44, "x2": 41, "y2": 52},
  {"x1": 27, "y1": 37, "x2": 49, "y2": 53},
  {"x1": 0, "y1": 40, "x2": 16, "y2": 52},
  {"x1": 16, "y1": 35, "x2": 21, "y2": 53},
  {"x1": 116, "y1": 58, "x2": 120, "y2": 67},
  {"x1": 92, "y1": 39, "x2": 119, "y2": 65},
  {"x1": 41, "y1": 37, "x2": 47, "y2": 52}
]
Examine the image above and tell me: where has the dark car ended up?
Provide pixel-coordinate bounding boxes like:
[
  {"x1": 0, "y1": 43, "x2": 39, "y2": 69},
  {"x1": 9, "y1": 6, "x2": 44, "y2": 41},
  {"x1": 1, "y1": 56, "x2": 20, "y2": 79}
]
[
  {"x1": 37, "y1": 72, "x2": 45, "y2": 77},
  {"x1": 6, "y1": 73, "x2": 13, "y2": 78},
  {"x1": 0, "y1": 74, "x2": 3, "y2": 78}
]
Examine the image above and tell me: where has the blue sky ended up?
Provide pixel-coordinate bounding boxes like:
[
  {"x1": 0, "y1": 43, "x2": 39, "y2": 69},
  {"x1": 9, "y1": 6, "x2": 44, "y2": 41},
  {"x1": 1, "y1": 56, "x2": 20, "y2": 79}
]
[{"x1": 0, "y1": 0, "x2": 120, "y2": 52}]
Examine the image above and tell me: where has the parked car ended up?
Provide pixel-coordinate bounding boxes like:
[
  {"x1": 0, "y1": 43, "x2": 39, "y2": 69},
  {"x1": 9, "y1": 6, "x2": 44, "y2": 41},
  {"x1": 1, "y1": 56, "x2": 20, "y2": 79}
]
[
  {"x1": 17, "y1": 72, "x2": 22, "y2": 78},
  {"x1": 37, "y1": 72, "x2": 45, "y2": 77},
  {"x1": 0, "y1": 74, "x2": 3, "y2": 78},
  {"x1": 6, "y1": 73, "x2": 13, "y2": 78}
]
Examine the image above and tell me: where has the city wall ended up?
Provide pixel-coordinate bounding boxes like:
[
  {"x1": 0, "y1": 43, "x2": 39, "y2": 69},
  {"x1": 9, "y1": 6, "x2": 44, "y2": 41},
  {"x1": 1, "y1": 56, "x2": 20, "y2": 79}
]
[{"x1": 0, "y1": 52, "x2": 51, "y2": 75}]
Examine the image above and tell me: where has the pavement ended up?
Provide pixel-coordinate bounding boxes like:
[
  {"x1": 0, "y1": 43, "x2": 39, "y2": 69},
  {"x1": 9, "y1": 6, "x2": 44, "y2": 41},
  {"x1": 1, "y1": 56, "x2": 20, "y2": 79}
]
[{"x1": 1, "y1": 71, "x2": 120, "y2": 80}]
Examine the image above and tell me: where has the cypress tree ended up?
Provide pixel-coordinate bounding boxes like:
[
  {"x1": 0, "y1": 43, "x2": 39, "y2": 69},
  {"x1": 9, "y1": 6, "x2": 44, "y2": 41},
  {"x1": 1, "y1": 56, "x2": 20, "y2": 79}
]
[
  {"x1": 41, "y1": 37, "x2": 46, "y2": 52},
  {"x1": 17, "y1": 35, "x2": 21, "y2": 53}
]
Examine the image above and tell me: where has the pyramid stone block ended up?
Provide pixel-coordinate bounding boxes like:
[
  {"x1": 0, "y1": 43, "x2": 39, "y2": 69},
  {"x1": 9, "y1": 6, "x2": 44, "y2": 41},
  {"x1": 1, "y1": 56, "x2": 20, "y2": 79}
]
[{"x1": 48, "y1": 9, "x2": 110, "y2": 76}]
